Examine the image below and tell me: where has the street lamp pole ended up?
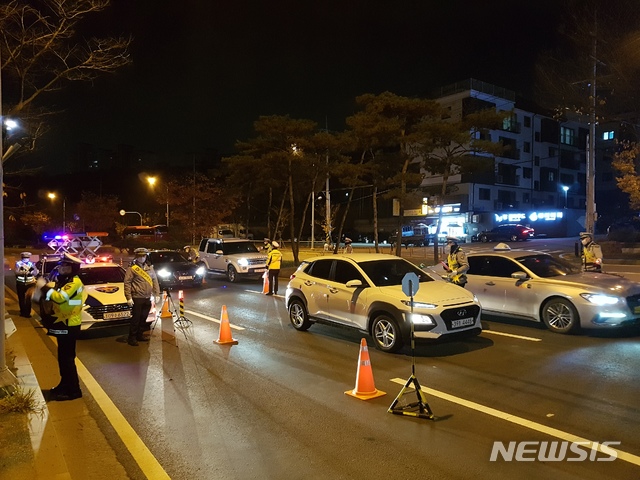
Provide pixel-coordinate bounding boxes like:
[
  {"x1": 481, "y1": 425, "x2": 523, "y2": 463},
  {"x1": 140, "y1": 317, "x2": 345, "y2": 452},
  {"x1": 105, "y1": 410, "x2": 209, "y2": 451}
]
[
  {"x1": 120, "y1": 210, "x2": 143, "y2": 225},
  {"x1": 562, "y1": 185, "x2": 569, "y2": 208}
]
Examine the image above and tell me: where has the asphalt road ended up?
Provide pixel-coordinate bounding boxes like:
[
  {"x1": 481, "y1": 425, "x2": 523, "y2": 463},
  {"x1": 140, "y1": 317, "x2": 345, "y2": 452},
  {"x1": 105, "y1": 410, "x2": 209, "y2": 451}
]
[{"x1": 69, "y1": 239, "x2": 640, "y2": 480}]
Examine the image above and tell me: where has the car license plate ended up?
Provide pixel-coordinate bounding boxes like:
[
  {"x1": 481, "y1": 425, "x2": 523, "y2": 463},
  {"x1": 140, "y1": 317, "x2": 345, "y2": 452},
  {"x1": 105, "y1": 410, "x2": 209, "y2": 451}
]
[
  {"x1": 178, "y1": 276, "x2": 193, "y2": 281},
  {"x1": 254, "y1": 269, "x2": 266, "y2": 273},
  {"x1": 451, "y1": 317, "x2": 474, "y2": 328},
  {"x1": 103, "y1": 311, "x2": 130, "y2": 320},
  {"x1": 634, "y1": 306, "x2": 640, "y2": 314}
]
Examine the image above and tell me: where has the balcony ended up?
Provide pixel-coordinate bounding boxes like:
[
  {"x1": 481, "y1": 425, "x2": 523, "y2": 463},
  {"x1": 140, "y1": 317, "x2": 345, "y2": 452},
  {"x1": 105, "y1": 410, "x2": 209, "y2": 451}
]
[
  {"x1": 495, "y1": 200, "x2": 520, "y2": 210},
  {"x1": 496, "y1": 174, "x2": 520, "y2": 186}
]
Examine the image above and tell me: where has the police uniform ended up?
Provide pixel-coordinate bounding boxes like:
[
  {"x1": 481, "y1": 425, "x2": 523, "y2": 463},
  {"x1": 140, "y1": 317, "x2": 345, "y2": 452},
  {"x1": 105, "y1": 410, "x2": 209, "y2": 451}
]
[
  {"x1": 445, "y1": 237, "x2": 469, "y2": 287},
  {"x1": 344, "y1": 238, "x2": 353, "y2": 254},
  {"x1": 266, "y1": 242, "x2": 283, "y2": 295},
  {"x1": 124, "y1": 248, "x2": 160, "y2": 346},
  {"x1": 15, "y1": 252, "x2": 38, "y2": 317},
  {"x1": 580, "y1": 232, "x2": 603, "y2": 272},
  {"x1": 45, "y1": 253, "x2": 85, "y2": 401}
]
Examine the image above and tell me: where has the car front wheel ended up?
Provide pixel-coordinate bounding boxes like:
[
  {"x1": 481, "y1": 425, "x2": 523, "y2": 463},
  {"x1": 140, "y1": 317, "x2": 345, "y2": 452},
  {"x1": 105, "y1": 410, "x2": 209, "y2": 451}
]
[
  {"x1": 541, "y1": 297, "x2": 579, "y2": 334},
  {"x1": 480, "y1": 235, "x2": 489, "y2": 243},
  {"x1": 288, "y1": 299, "x2": 312, "y2": 331},
  {"x1": 371, "y1": 314, "x2": 404, "y2": 353},
  {"x1": 227, "y1": 265, "x2": 238, "y2": 282},
  {"x1": 510, "y1": 234, "x2": 519, "y2": 241}
]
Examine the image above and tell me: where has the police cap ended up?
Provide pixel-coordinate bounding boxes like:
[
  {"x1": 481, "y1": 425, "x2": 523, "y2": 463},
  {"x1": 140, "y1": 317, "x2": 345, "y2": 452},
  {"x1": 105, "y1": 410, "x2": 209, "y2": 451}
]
[
  {"x1": 59, "y1": 253, "x2": 83, "y2": 265},
  {"x1": 579, "y1": 232, "x2": 593, "y2": 240},
  {"x1": 271, "y1": 241, "x2": 280, "y2": 248},
  {"x1": 134, "y1": 248, "x2": 150, "y2": 256},
  {"x1": 20, "y1": 251, "x2": 32, "y2": 258},
  {"x1": 344, "y1": 238, "x2": 352, "y2": 244},
  {"x1": 446, "y1": 236, "x2": 458, "y2": 244}
]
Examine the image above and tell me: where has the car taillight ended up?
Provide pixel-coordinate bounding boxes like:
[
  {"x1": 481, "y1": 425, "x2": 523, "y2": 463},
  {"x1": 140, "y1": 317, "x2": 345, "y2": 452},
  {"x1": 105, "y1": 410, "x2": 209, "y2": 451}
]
[{"x1": 290, "y1": 274, "x2": 296, "y2": 280}]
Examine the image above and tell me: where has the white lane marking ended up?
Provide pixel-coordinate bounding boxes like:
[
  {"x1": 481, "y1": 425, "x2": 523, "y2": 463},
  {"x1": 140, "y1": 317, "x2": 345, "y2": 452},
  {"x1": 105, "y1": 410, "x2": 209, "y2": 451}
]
[
  {"x1": 184, "y1": 309, "x2": 246, "y2": 330},
  {"x1": 482, "y1": 330, "x2": 542, "y2": 342},
  {"x1": 390, "y1": 378, "x2": 640, "y2": 466},
  {"x1": 76, "y1": 358, "x2": 171, "y2": 479}
]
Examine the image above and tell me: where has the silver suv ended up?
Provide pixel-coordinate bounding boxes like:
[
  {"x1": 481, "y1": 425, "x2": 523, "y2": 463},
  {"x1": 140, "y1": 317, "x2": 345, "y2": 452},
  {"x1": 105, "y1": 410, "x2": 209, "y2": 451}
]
[
  {"x1": 197, "y1": 238, "x2": 267, "y2": 282},
  {"x1": 285, "y1": 253, "x2": 482, "y2": 353}
]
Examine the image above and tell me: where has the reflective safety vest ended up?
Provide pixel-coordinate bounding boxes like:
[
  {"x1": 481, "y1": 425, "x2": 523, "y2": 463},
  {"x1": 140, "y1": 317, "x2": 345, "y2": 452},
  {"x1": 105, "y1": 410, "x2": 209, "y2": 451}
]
[
  {"x1": 45, "y1": 276, "x2": 85, "y2": 327},
  {"x1": 15, "y1": 259, "x2": 37, "y2": 284},
  {"x1": 267, "y1": 248, "x2": 283, "y2": 270},
  {"x1": 448, "y1": 251, "x2": 467, "y2": 285}
]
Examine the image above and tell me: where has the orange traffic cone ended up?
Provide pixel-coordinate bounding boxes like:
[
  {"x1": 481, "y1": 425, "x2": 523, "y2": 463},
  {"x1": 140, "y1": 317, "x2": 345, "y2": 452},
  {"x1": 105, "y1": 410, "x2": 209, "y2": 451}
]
[
  {"x1": 345, "y1": 339, "x2": 386, "y2": 400},
  {"x1": 214, "y1": 305, "x2": 238, "y2": 345},
  {"x1": 262, "y1": 271, "x2": 270, "y2": 294},
  {"x1": 160, "y1": 292, "x2": 172, "y2": 318}
]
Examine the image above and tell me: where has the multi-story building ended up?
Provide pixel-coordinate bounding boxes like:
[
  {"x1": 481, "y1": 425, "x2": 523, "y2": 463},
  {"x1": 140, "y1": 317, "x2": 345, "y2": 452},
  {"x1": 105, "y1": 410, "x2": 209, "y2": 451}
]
[{"x1": 409, "y1": 79, "x2": 591, "y2": 241}]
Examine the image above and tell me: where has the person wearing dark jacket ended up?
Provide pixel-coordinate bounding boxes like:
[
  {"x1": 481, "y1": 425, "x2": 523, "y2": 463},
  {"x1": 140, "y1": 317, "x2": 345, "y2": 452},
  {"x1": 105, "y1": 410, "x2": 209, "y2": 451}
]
[{"x1": 123, "y1": 248, "x2": 161, "y2": 346}]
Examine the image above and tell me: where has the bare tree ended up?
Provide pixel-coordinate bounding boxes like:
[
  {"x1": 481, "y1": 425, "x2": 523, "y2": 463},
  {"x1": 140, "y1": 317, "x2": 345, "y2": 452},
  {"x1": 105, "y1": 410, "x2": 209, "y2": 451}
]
[{"x1": 0, "y1": 0, "x2": 132, "y2": 155}]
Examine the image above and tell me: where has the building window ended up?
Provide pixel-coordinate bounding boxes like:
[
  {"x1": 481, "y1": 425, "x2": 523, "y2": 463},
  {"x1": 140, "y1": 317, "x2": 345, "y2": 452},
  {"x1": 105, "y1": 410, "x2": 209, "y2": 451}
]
[
  {"x1": 549, "y1": 147, "x2": 557, "y2": 158},
  {"x1": 523, "y1": 193, "x2": 530, "y2": 204},
  {"x1": 523, "y1": 167, "x2": 532, "y2": 179},
  {"x1": 479, "y1": 188, "x2": 491, "y2": 200},
  {"x1": 524, "y1": 116, "x2": 531, "y2": 128},
  {"x1": 548, "y1": 171, "x2": 555, "y2": 181},
  {"x1": 534, "y1": 156, "x2": 540, "y2": 166},
  {"x1": 603, "y1": 130, "x2": 615, "y2": 140},
  {"x1": 560, "y1": 126, "x2": 575, "y2": 145},
  {"x1": 535, "y1": 132, "x2": 540, "y2": 142},
  {"x1": 523, "y1": 141, "x2": 530, "y2": 153}
]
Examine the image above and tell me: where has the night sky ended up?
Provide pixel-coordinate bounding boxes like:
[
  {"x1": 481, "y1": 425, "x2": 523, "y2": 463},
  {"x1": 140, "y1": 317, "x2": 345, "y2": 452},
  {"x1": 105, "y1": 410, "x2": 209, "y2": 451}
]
[{"x1": 40, "y1": 0, "x2": 565, "y2": 164}]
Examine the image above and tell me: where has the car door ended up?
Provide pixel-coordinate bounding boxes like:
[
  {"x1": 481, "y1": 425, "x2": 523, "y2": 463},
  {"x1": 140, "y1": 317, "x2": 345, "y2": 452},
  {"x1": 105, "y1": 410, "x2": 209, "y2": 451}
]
[
  {"x1": 301, "y1": 259, "x2": 334, "y2": 320},
  {"x1": 206, "y1": 240, "x2": 226, "y2": 273},
  {"x1": 324, "y1": 259, "x2": 369, "y2": 329}
]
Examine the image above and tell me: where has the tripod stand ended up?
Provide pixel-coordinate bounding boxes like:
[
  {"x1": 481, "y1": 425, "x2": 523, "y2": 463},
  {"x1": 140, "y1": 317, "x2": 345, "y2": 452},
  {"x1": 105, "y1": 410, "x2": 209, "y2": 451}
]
[{"x1": 155, "y1": 289, "x2": 192, "y2": 328}]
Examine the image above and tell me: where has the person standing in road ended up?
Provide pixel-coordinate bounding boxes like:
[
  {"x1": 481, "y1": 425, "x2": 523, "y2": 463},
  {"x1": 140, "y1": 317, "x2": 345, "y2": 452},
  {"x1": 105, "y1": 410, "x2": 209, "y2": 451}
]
[
  {"x1": 15, "y1": 251, "x2": 38, "y2": 317},
  {"x1": 580, "y1": 232, "x2": 603, "y2": 272},
  {"x1": 443, "y1": 236, "x2": 469, "y2": 287},
  {"x1": 261, "y1": 237, "x2": 273, "y2": 254},
  {"x1": 266, "y1": 241, "x2": 283, "y2": 296},
  {"x1": 43, "y1": 253, "x2": 85, "y2": 401},
  {"x1": 123, "y1": 248, "x2": 160, "y2": 346}
]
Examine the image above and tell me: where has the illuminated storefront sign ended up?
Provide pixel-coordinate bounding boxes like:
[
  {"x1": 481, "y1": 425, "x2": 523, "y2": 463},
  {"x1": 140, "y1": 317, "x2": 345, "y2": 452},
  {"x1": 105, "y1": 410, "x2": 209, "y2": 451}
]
[
  {"x1": 424, "y1": 203, "x2": 461, "y2": 215},
  {"x1": 494, "y1": 211, "x2": 564, "y2": 223}
]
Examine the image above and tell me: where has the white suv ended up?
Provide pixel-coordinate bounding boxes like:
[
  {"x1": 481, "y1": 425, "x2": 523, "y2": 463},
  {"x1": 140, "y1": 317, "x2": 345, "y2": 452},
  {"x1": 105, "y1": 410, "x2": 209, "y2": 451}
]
[
  {"x1": 285, "y1": 253, "x2": 482, "y2": 353},
  {"x1": 197, "y1": 238, "x2": 267, "y2": 282}
]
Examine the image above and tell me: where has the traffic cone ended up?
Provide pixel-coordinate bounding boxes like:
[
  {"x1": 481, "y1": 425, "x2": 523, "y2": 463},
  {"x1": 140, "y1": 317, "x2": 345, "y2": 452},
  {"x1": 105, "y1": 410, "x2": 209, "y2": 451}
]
[
  {"x1": 345, "y1": 338, "x2": 386, "y2": 400},
  {"x1": 214, "y1": 305, "x2": 238, "y2": 345},
  {"x1": 262, "y1": 271, "x2": 270, "y2": 294},
  {"x1": 160, "y1": 292, "x2": 172, "y2": 318}
]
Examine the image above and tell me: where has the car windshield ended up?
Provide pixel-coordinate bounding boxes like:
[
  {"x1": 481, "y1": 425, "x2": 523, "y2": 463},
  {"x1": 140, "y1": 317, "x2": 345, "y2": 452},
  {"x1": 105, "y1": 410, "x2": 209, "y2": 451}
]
[
  {"x1": 79, "y1": 266, "x2": 125, "y2": 284},
  {"x1": 515, "y1": 254, "x2": 578, "y2": 278},
  {"x1": 223, "y1": 242, "x2": 259, "y2": 254},
  {"x1": 358, "y1": 259, "x2": 434, "y2": 287},
  {"x1": 148, "y1": 252, "x2": 188, "y2": 263}
]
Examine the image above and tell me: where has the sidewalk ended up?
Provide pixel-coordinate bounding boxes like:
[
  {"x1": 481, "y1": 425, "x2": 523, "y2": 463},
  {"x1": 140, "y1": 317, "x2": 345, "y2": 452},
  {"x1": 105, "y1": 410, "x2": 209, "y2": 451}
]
[{"x1": 1, "y1": 286, "x2": 129, "y2": 480}]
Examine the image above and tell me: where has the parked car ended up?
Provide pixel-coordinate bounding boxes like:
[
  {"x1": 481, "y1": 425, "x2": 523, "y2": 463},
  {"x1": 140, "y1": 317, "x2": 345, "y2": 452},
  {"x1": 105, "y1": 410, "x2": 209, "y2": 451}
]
[
  {"x1": 285, "y1": 253, "x2": 482, "y2": 353},
  {"x1": 457, "y1": 247, "x2": 640, "y2": 333},
  {"x1": 197, "y1": 237, "x2": 267, "y2": 282},
  {"x1": 146, "y1": 250, "x2": 206, "y2": 289},
  {"x1": 476, "y1": 224, "x2": 534, "y2": 243}
]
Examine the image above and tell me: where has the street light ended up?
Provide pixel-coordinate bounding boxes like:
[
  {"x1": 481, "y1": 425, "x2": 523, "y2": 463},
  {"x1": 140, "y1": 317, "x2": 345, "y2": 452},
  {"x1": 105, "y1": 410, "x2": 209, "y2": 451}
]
[
  {"x1": 562, "y1": 185, "x2": 569, "y2": 208},
  {"x1": 147, "y1": 176, "x2": 169, "y2": 227},
  {"x1": 48, "y1": 192, "x2": 66, "y2": 232},
  {"x1": 119, "y1": 209, "x2": 143, "y2": 225}
]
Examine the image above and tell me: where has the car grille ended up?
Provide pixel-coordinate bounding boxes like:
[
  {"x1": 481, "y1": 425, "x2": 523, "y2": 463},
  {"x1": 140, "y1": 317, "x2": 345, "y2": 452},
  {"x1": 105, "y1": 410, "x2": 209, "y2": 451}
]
[
  {"x1": 625, "y1": 293, "x2": 640, "y2": 314},
  {"x1": 247, "y1": 258, "x2": 267, "y2": 266},
  {"x1": 440, "y1": 304, "x2": 481, "y2": 330},
  {"x1": 85, "y1": 304, "x2": 131, "y2": 320}
]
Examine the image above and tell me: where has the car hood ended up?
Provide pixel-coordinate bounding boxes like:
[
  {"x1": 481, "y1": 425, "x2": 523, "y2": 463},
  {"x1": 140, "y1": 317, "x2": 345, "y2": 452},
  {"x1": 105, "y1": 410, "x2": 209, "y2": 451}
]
[
  {"x1": 83, "y1": 282, "x2": 127, "y2": 304},
  {"x1": 153, "y1": 261, "x2": 197, "y2": 270},
  {"x1": 537, "y1": 272, "x2": 640, "y2": 296},
  {"x1": 378, "y1": 283, "x2": 477, "y2": 306}
]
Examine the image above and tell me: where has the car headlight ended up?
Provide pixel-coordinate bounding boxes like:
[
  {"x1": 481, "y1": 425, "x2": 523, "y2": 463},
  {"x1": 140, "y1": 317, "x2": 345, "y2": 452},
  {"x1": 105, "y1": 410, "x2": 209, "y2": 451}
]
[
  {"x1": 401, "y1": 300, "x2": 437, "y2": 309},
  {"x1": 409, "y1": 313, "x2": 436, "y2": 325},
  {"x1": 237, "y1": 258, "x2": 249, "y2": 267},
  {"x1": 580, "y1": 293, "x2": 622, "y2": 306},
  {"x1": 157, "y1": 268, "x2": 171, "y2": 278},
  {"x1": 196, "y1": 266, "x2": 205, "y2": 275}
]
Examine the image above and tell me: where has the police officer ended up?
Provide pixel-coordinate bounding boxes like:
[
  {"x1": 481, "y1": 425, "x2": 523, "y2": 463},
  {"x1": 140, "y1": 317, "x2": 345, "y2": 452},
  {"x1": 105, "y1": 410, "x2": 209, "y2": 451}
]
[
  {"x1": 124, "y1": 248, "x2": 160, "y2": 346},
  {"x1": 44, "y1": 253, "x2": 84, "y2": 401},
  {"x1": 444, "y1": 236, "x2": 469, "y2": 287},
  {"x1": 261, "y1": 237, "x2": 273, "y2": 253},
  {"x1": 344, "y1": 237, "x2": 353, "y2": 254},
  {"x1": 266, "y1": 241, "x2": 283, "y2": 295},
  {"x1": 183, "y1": 245, "x2": 197, "y2": 262},
  {"x1": 580, "y1": 232, "x2": 603, "y2": 272},
  {"x1": 15, "y1": 252, "x2": 38, "y2": 317}
]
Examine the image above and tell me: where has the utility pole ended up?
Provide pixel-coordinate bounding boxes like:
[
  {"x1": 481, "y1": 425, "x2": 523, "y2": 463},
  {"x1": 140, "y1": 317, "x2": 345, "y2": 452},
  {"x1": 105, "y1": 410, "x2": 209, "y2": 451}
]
[
  {"x1": 0, "y1": 51, "x2": 18, "y2": 391},
  {"x1": 586, "y1": 14, "x2": 598, "y2": 234}
]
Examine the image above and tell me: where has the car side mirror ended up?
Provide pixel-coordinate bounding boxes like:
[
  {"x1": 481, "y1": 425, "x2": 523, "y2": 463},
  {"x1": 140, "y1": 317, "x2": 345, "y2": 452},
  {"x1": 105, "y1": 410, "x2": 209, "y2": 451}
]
[
  {"x1": 511, "y1": 271, "x2": 528, "y2": 280},
  {"x1": 215, "y1": 250, "x2": 223, "y2": 255},
  {"x1": 345, "y1": 279, "x2": 363, "y2": 288}
]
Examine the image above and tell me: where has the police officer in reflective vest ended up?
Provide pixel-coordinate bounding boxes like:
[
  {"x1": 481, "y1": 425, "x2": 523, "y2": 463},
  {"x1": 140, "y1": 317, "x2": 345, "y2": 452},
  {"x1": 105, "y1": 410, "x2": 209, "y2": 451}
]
[
  {"x1": 15, "y1": 251, "x2": 38, "y2": 317},
  {"x1": 266, "y1": 241, "x2": 283, "y2": 295},
  {"x1": 124, "y1": 248, "x2": 160, "y2": 346},
  {"x1": 580, "y1": 232, "x2": 603, "y2": 272},
  {"x1": 44, "y1": 253, "x2": 85, "y2": 401},
  {"x1": 444, "y1": 236, "x2": 469, "y2": 287}
]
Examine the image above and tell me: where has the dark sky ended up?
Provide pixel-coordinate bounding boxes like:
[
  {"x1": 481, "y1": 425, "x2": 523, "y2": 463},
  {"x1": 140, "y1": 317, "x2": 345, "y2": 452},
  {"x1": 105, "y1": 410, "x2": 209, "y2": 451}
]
[{"x1": 42, "y1": 0, "x2": 564, "y2": 162}]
